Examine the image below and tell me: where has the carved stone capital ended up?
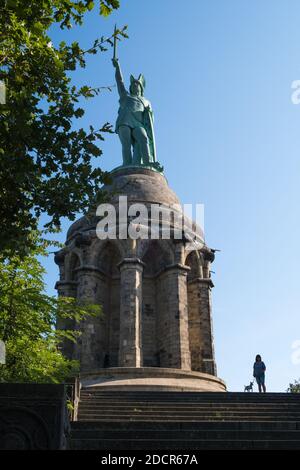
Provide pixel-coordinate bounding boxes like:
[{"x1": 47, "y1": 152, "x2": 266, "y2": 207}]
[
  {"x1": 118, "y1": 257, "x2": 145, "y2": 271},
  {"x1": 188, "y1": 277, "x2": 214, "y2": 288}
]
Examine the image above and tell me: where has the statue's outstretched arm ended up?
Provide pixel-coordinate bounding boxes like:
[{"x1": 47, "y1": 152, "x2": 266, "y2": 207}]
[{"x1": 112, "y1": 58, "x2": 126, "y2": 97}]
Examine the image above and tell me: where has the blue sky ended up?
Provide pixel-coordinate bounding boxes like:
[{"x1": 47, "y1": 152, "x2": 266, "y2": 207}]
[{"x1": 42, "y1": 0, "x2": 300, "y2": 392}]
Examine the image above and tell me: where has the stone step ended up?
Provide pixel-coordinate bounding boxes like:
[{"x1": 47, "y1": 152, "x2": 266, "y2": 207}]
[
  {"x1": 78, "y1": 407, "x2": 300, "y2": 416},
  {"x1": 78, "y1": 413, "x2": 300, "y2": 421},
  {"x1": 71, "y1": 420, "x2": 300, "y2": 430},
  {"x1": 70, "y1": 428, "x2": 300, "y2": 440},
  {"x1": 77, "y1": 414, "x2": 300, "y2": 422},
  {"x1": 80, "y1": 394, "x2": 300, "y2": 401},
  {"x1": 80, "y1": 392, "x2": 300, "y2": 405},
  {"x1": 79, "y1": 405, "x2": 300, "y2": 412},
  {"x1": 79, "y1": 393, "x2": 300, "y2": 402},
  {"x1": 79, "y1": 402, "x2": 300, "y2": 411},
  {"x1": 78, "y1": 402, "x2": 300, "y2": 410},
  {"x1": 80, "y1": 390, "x2": 298, "y2": 397},
  {"x1": 80, "y1": 401, "x2": 300, "y2": 409},
  {"x1": 80, "y1": 389, "x2": 297, "y2": 395},
  {"x1": 79, "y1": 397, "x2": 300, "y2": 403},
  {"x1": 72, "y1": 391, "x2": 300, "y2": 449},
  {"x1": 78, "y1": 409, "x2": 300, "y2": 417},
  {"x1": 69, "y1": 438, "x2": 300, "y2": 450}
]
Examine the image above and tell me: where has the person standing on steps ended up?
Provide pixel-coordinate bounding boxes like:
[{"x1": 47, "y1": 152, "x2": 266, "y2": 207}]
[{"x1": 253, "y1": 354, "x2": 266, "y2": 393}]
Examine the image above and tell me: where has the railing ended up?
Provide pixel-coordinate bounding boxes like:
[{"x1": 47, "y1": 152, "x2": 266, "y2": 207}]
[{"x1": 66, "y1": 376, "x2": 81, "y2": 421}]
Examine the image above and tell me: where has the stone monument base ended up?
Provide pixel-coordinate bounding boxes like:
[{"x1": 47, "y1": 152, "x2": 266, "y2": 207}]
[{"x1": 80, "y1": 367, "x2": 226, "y2": 392}]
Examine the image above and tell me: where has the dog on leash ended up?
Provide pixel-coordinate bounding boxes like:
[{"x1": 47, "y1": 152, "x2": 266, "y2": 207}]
[{"x1": 244, "y1": 381, "x2": 254, "y2": 392}]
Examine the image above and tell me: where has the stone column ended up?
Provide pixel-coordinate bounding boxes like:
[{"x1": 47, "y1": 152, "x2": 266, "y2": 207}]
[
  {"x1": 188, "y1": 278, "x2": 217, "y2": 376},
  {"x1": 118, "y1": 258, "x2": 144, "y2": 367},
  {"x1": 76, "y1": 266, "x2": 107, "y2": 372},
  {"x1": 55, "y1": 280, "x2": 78, "y2": 359},
  {"x1": 165, "y1": 264, "x2": 191, "y2": 370}
]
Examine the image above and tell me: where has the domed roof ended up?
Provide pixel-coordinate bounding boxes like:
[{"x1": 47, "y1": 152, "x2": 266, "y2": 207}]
[
  {"x1": 66, "y1": 167, "x2": 183, "y2": 241},
  {"x1": 106, "y1": 166, "x2": 180, "y2": 206}
]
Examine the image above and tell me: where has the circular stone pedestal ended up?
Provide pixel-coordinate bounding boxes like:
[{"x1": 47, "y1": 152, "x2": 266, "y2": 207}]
[{"x1": 80, "y1": 368, "x2": 226, "y2": 392}]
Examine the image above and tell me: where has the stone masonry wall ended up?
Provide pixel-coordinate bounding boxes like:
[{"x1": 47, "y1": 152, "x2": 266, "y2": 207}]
[
  {"x1": 142, "y1": 277, "x2": 157, "y2": 366},
  {"x1": 108, "y1": 277, "x2": 121, "y2": 367}
]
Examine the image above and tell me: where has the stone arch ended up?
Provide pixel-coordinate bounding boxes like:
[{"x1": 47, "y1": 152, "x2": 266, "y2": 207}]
[
  {"x1": 97, "y1": 240, "x2": 122, "y2": 277},
  {"x1": 91, "y1": 240, "x2": 122, "y2": 368},
  {"x1": 139, "y1": 240, "x2": 174, "y2": 367},
  {"x1": 0, "y1": 406, "x2": 50, "y2": 450},
  {"x1": 185, "y1": 250, "x2": 203, "y2": 281},
  {"x1": 71, "y1": 240, "x2": 124, "y2": 371},
  {"x1": 141, "y1": 239, "x2": 174, "y2": 276},
  {"x1": 89, "y1": 238, "x2": 125, "y2": 267}
]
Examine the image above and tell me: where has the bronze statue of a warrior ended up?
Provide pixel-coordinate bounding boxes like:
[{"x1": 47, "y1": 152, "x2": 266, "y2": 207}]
[{"x1": 112, "y1": 57, "x2": 156, "y2": 167}]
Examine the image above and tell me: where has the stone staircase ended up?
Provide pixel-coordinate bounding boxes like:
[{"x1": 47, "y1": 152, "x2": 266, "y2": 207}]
[{"x1": 69, "y1": 389, "x2": 300, "y2": 450}]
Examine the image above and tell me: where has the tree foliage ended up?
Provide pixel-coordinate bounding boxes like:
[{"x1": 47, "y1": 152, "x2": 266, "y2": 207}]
[
  {"x1": 0, "y1": 0, "x2": 127, "y2": 257},
  {"x1": 287, "y1": 379, "x2": 300, "y2": 393},
  {"x1": 0, "y1": 233, "x2": 101, "y2": 383}
]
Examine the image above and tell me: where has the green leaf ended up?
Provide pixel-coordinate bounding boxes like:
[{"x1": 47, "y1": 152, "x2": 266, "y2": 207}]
[
  {"x1": 100, "y1": 2, "x2": 111, "y2": 17},
  {"x1": 87, "y1": 1, "x2": 95, "y2": 11}
]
